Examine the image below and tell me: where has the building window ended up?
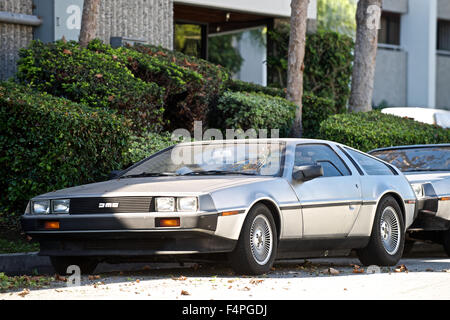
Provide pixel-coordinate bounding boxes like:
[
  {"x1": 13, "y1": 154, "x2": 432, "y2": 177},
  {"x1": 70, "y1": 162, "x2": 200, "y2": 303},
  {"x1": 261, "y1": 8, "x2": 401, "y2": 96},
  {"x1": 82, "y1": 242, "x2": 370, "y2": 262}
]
[
  {"x1": 174, "y1": 23, "x2": 208, "y2": 59},
  {"x1": 438, "y1": 20, "x2": 450, "y2": 51},
  {"x1": 378, "y1": 12, "x2": 401, "y2": 46}
]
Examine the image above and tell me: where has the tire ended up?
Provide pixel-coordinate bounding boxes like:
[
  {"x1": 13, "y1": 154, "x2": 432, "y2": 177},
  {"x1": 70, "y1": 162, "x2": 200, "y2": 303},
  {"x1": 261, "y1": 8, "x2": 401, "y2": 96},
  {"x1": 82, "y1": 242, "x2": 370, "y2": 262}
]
[
  {"x1": 443, "y1": 229, "x2": 450, "y2": 257},
  {"x1": 50, "y1": 256, "x2": 98, "y2": 275},
  {"x1": 357, "y1": 196, "x2": 405, "y2": 266},
  {"x1": 228, "y1": 203, "x2": 278, "y2": 275}
]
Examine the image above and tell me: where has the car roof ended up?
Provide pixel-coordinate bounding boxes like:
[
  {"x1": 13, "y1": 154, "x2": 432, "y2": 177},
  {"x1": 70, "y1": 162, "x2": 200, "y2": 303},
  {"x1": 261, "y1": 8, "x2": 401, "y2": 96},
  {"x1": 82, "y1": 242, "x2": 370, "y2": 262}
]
[
  {"x1": 369, "y1": 143, "x2": 450, "y2": 154},
  {"x1": 176, "y1": 138, "x2": 338, "y2": 146}
]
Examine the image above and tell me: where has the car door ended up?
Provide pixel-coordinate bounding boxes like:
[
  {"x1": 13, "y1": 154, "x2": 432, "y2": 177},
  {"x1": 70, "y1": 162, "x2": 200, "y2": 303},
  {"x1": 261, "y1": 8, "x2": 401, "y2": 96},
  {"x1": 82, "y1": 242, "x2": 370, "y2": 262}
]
[{"x1": 292, "y1": 144, "x2": 362, "y2": 238}]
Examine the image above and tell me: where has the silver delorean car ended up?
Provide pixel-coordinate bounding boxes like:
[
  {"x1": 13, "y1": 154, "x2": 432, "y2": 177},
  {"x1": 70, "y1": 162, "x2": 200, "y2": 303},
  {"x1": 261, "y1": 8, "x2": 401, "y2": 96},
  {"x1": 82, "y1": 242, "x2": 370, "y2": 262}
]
[
  {"x1": 370, "y1": 144, "x2": 450, "y2": 256},
  {"x1": 21, "y1": 139, "x2": 417, "y2": 275}
]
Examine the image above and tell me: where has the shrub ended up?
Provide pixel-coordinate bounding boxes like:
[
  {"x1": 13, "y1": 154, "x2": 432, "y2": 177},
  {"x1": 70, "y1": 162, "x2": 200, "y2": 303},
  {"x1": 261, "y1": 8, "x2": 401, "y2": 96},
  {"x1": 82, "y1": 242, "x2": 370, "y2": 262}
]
[
  {"x1": 17, "y1": 40, "x2": 165, "y2": 133},
  {"x1": 319, "y1": 111, "x2": 450, "y2": 152},
  {"x1": 220, "y1": 84, "x2": 335, "y2": 138},
  {"x1": 226, "y1": 79, "x2": 286, "y2": 98},
  {"x1": 267, "y1": 27, "x2": 353, "y2": 112},
  {"x1": 0, "y1": 82, "x2": 131, "y2": 231},
  {"x1": 124, "y1": 131, "x2": 177, "y2": 166},
  {"x1": 302, "y1": 94, "x2": 336, "y2": 138},
  {"x1": 211, "y1": 91, "x2": 297, "y2": 137},
  {"x1": 130, "y1": 43, "x2": 230, "y2": 132}
]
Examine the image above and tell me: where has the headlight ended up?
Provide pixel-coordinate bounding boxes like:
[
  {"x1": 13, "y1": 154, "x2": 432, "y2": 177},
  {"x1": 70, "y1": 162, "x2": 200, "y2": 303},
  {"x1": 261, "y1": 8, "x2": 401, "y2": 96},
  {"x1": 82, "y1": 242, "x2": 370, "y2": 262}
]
[
  {"x1": 53, "y1": 199, "x2": 70, "y2": 214},
  {"x1": 155, "y1": 197, "x2": 175, "y2": 212},
  {"x1": 177, "y1": 197, "x2": 198, "y2": 212},
  {"x1": 411, "y1": 183, "x2": 424, "y2": 198},
  {"x1": 33, "y1": 200, "x2": 50, "y2": 214}
]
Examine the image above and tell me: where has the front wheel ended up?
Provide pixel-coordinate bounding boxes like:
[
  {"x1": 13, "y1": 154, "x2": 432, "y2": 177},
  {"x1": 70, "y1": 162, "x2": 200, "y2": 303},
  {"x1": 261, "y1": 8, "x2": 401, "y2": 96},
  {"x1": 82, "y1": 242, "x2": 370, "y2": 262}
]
[
  {"x1": 229, "y1": 204, "x2": 277, "y2": 275},
  {"x1": 357, "y1": 196, "x2": 405, "y2": 266}
]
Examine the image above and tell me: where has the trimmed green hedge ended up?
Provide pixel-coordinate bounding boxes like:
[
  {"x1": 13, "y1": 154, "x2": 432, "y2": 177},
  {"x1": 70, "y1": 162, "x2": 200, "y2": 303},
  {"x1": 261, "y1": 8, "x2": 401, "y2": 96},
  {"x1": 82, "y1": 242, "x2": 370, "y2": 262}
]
[
  {"x1": 319, "y1": 111, "x2": 450, "y2": 152},
  {"x1": 226, "y1": 79, "x2": 286, "y2": 98},
  {"x1": 131, "y1": 44, "x2": 229, "y2": 132},
  {"x1": 124, "y1": 131, "x2": 177, "y2": 166},
  {"x1": 17, "y1": 40, "x2": 165, "y2": 133},
  {"x1": 216, "y1": 87, "x2": 335, "y2": 138},
  {"x1": 0, "y1": 82, "x2": 131, "y2": 230},
  {"x1": 93, "y1": 41, "x2": 230, "y2": 132},
  {"x1": 302, "y1": 94, "x2": 336, "y2": 138},
  {"x1": 267, "y1": 28, "x2": 353, "y2": 112},
  {"x1": 211, "y1": 91, "x2": 297, "y2": 137},
  {"x1": 17, "y1": 40, "x2": 230, "y2": 134},
  {"x1": 303, "y1": 30, "x2": 353, "y2": 113}
]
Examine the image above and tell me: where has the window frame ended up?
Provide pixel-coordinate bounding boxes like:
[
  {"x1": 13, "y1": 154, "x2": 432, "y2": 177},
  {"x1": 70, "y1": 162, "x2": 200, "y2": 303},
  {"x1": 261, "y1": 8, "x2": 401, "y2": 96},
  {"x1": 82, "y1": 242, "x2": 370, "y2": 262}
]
[
  {"x1": 344, "y1": 147, "x2": 398, "y2": 176},
  {"x1": 294, "y1": 143, "x2": 353, "y2": 178},
  {"x1": 437, "y1": 19, "x2": 450, "y2": 52},
  {"x1": 378, "y1": 11, "x2": 401, "y2": 46}
]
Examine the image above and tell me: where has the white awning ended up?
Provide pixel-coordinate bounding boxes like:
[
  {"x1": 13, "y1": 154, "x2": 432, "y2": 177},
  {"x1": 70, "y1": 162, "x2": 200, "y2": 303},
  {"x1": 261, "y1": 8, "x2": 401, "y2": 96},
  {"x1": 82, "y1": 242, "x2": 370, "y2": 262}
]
[{"x1": 173, "y1": 0, "x2": 317, "y2": 19}]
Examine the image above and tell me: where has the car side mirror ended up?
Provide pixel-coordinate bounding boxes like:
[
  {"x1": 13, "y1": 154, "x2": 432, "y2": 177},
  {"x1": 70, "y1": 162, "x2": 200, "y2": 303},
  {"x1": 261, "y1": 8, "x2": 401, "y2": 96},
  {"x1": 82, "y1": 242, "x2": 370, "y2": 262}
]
[
  {"x1": 109, "y1": 170, "x2": 122, "y2": 180},
  {"x1": 292, "y1": 164, "x2": 323, "y2": 182}
]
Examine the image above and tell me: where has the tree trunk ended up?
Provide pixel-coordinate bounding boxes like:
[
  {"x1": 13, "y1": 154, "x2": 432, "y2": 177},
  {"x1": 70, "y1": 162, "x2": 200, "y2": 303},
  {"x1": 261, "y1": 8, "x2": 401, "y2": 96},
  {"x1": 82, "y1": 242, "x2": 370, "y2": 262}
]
[
  {"x1": 79, "y1": 0, "x2": 100, "y2": 47},
  {"x1": 287, "y1": 0, "x2": 309, "y2": 138},
  {"x1": 348, "y1": 0, "x2": 382, "y2": 112}
]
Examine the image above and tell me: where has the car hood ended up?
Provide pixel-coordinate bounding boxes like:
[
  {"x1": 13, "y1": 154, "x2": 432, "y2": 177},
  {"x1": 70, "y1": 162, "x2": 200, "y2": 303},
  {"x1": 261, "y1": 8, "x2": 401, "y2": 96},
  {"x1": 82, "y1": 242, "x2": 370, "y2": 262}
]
[
  {"x1": 404, "y1": 172, "x2": 450, "y2": 197},
  {"x1": 32, "y1": 176, "x2": 279, "y2": 200}
]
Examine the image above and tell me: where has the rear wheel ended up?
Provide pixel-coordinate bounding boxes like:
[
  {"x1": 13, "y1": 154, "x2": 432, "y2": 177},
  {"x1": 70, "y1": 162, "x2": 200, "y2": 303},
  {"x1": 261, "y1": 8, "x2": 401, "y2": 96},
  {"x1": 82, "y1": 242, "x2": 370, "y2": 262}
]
[
  {"x1": 50, "y1": 256, "x2": 98, "y2": 275},
  {"x1": 229, "y1": 204, "x2": 277, "y2": 275},
  {"x1": 357, "y1": 196, "x2": 405, "y2": 266}
]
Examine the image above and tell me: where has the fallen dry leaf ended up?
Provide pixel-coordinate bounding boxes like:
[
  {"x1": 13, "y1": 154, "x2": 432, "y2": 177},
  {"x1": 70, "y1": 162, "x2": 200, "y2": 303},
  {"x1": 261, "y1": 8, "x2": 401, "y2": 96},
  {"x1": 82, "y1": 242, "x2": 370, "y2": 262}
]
[
  {"x1": 55, "y1": 274, "x2": 67, "y2": 282},
  {"x1": 172, "y1": 276, "x2": 187, "y2": 281},
  {"x1": 250, "y1": 279, "x2": 264, "y2": 285},
  {"x1": 18, "y1": 289, "x2": 30, "y2": 297},
  {"x1": 352, "y1": 264, "x2": 365, "y2": 273},
  {"x1": 88, "y1": 275, "x2": 101, "y2": 280},
  {"x1": 395, "y1": 264, "x2": 408, "y2": 273},
  {"x1": 63, "y1": 49, "x2": 72, "y2": 55},
  {"x1": 180, "y1": 290, "x2": 190, "y2": 296},
  {"x1": 95, "y1": 73, "x2": 103, "y2": 79}
]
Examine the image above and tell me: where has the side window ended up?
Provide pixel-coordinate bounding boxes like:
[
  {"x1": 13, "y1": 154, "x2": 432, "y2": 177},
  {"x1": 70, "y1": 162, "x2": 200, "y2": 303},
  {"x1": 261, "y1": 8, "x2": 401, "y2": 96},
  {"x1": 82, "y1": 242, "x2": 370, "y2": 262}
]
[
  {"x1": 345, "y1": 148, "x2": 394, "y2": 176},
  {"x1": 295, "y1": 144, "x2": 351, "y2": 177}
]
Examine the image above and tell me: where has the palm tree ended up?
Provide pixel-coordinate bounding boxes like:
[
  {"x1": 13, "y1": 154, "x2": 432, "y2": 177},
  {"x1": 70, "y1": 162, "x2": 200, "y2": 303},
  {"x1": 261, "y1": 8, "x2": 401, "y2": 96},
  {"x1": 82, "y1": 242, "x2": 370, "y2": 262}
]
[
  {"x1": 287, "y1": 0, "x2": 310, "y2": 137},
  {"x1": 79, "y1": 0, "x2": 100, "y2": 47}
]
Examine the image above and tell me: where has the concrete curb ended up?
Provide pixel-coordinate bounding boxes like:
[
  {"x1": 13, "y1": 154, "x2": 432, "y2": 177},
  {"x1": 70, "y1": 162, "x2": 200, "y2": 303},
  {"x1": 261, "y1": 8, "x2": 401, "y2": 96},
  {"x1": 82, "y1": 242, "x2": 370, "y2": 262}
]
[
  {"x1": 0, "y1": 252, "x2": 191, "y2": 276},
  {"x1": 0, "y1": 252, "x2": 53, "y2": 275}
]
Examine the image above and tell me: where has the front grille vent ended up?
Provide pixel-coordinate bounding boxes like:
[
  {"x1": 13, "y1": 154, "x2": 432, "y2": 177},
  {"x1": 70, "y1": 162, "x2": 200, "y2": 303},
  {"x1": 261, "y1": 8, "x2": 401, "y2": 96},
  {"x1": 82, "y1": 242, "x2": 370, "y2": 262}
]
[{"x1": 69, "y1": 197, "x2": 152, "y2": 214}]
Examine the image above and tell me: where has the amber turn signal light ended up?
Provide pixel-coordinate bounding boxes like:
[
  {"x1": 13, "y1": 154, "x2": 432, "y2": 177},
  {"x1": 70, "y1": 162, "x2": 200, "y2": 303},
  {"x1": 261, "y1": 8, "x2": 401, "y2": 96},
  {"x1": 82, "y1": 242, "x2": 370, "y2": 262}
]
[
  {"x1": 156, "y1": 218, "x2": 180, "y2": 227},
  {"x1": 221, "y1": 211, "x2": 239, "y2": 216},
  {"x1": 44, "y1": 221, "x2": 60, "y2": 230}
]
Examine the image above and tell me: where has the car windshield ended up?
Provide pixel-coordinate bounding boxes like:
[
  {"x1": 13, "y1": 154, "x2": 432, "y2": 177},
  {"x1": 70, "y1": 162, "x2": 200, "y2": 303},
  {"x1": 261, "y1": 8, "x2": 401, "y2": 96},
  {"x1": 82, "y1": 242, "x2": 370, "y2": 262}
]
[
  {"x1": 122, "y1": 142, "x2": 285, "y2": 177},
  {"x1": 370, "y1": 146, "x2": 450, "y2": 172}
]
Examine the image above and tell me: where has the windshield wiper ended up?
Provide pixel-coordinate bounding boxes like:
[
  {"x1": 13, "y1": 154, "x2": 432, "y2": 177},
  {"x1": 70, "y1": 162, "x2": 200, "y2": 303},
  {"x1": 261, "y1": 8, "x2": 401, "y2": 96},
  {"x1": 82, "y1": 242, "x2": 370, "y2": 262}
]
[
  {"x1": 121, "y1": 172, "x2": 178, "y2": 178},
  {"x1": 181, "y1": 170, "x2": 258, "y2": 176}
]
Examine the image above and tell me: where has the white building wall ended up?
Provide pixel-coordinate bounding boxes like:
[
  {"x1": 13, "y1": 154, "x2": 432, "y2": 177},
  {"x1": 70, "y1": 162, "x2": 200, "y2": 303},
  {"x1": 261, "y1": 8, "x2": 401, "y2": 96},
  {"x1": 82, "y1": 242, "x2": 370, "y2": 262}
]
[
  {"x1": 382, "y1": 0, "x2": 408, "y2": 13},
  {"x1": 373, "y1": 48, "x2": 407, "y2": 107},
  {"x1": 401, "y1": 0, "x2": 437, "y2": 108}
]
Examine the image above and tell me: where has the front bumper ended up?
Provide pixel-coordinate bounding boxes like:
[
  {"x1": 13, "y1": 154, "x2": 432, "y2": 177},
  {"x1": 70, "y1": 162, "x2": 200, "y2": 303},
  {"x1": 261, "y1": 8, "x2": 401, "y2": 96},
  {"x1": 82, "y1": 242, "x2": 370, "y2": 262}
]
[{"x1": 21, "y1": 212, "x2": 237, "y2": 256}]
